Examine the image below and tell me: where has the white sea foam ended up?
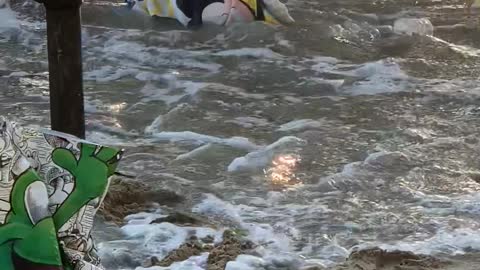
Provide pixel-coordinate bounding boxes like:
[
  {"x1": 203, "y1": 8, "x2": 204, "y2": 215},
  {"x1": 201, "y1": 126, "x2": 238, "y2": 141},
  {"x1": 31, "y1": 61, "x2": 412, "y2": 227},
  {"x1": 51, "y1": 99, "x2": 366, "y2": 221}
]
[
  {"x1": 0, "y1": 7, "x2": 18, "y2": 29},
  {"x1": 228, "y1": 136, "x2": 306, "y2": 172},
  {"x1": 225, "y1": 255, "x2": 266, "y2": 270},
  {"x1": 85, "y1": 131, "x2": 126, "y2": 146},
  {"x1": 192, "y1": 194, "x2": 303, "y2": 268},
  {"x1": 99, "y1": 211, "x2": 223, "y2": 269},
  {"x1": 213, "y1": 48, "x2": 282, "y2": 59},
  {"x1": 393, "y1": 18, "x2": 434, "y2": 36},
  {"x1": 311, "y1": 58, "x2": 410, "y2": 95},
  {"x1": 144, "y1": 103, "x2": 198, "y2": 135},
  {"x1": 311, "y1": 56, "x2": 341, "y2": 73},
  {"x1": 135, "y1": 253, "x2": 209, "y2": 270},
  {"x1": 373, "y1": 228, "x2": 480, "y2": 256},
  {"x1": 344, "y1": 60, "x2": 410, "y2": 95},
  {"x1": 225, "y1": 116, "x2": 271, "y2": 128},
  {"x1": 96, "y1": 36, "x2": 222, "y2": 73},
  {"x1": 193, "y1": 195, "x2": 293, "y2": 250},
  {"x1": 142, "y1": 80, "x2": 206, "y2": 104},
  {"x1": 84, "y1": 66, "x2": 139, "y2": 82},
  {"x1": 277, "y1": 119, "x2": 326, "y2": 132},
  {"x1": 175, "y1": 144, "x2": 213, "y2": 160},
  {"x1": 149, "y1": 131, "x2": 259, "y2": 151}
]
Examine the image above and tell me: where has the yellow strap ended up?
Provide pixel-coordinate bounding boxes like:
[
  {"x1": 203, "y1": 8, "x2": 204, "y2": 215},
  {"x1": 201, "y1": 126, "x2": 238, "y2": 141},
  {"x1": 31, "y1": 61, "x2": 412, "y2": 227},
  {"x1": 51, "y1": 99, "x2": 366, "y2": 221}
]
[
  {"x1": 239, "y1": 0, "x2": 258, "y2": 16},
  {"x1": 147, "y1": 0, "x2": 163, "y2": 16},
  {"x1": 167, "y1": 0, "x2": 174, "y2": 17}
]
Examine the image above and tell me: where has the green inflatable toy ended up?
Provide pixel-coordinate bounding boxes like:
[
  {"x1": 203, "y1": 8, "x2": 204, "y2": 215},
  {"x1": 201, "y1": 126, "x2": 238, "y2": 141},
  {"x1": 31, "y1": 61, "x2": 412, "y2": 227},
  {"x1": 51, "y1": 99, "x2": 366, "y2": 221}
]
[{"x1": 0, "y1": 118, "x2": 123, "y2": 270}]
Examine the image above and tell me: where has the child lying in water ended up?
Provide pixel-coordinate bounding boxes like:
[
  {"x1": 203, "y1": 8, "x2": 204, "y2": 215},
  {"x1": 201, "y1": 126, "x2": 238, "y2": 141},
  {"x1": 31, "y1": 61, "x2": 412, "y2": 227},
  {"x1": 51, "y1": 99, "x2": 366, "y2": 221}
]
[{"x1": 127, "y1": 0, "x2": 295, "y2": 28}]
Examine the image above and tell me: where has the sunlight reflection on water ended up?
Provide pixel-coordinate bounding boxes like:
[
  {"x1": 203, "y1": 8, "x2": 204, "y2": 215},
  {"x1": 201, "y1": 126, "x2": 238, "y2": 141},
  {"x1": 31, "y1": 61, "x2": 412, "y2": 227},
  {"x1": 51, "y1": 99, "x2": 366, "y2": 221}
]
[{"x1": 265, "y1": 154, "x2": 303, "y2": 188}]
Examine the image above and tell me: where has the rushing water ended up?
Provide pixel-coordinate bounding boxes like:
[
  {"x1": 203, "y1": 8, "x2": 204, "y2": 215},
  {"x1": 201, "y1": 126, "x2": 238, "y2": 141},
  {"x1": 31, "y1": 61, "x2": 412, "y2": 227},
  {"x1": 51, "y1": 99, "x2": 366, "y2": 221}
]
[{"x1": 3, "y1": 0, "x2": 480, "y2": 269}]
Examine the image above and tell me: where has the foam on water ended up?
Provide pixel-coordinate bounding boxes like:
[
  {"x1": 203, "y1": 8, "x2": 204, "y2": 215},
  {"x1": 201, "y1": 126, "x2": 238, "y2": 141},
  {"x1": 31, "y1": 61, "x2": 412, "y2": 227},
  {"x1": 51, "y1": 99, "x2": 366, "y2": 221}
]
[
  {"x1": 189, "y1": 193, "x2": 344, "y2": 268},
  {"x1": 228, "y1": 136, "x2": 306, "y2": 172},
  {"x1": 310, "y1": 57, "x2": 411, "y2": 95},
  {"x1": 393, "y1": 18, "x2": 434, "y2": 36},
  {"x1": 149, "y1": 131, "x2": 259, "y2": 151},
  {"x1": 140, "y1": 80, "x2": 207, "y2": 104},
  {"x1": 86, "y1": 131, "x2": 129, "y2": 146},
  {"x1": 98, "y1": 194, "x2": 305, "y2": 270},
  {"x1": 310, "y1": 56, "x2": 340, "y2": 73},
  {"x1": 418, "y1": 191, "x2": 480, "y2": 217},
  {"x1": 85, "y1": 66, "x2": 139, "y2": 82},
  {"x1": 90, "y1": 33, "x2": 222, "y2": 73},
  {"x1": 8, "y1": 2, "x2": 480, "y2": 269},
  {"x1": 225, "y1": 255, "x2": 266, "y2": 270},
  {"x1": 193, "y1": 194, "x2": 296, "y2": 251},
  {"x1": 175, "y1": 143, "x2": 214, "y2": 160},
  {"x1": 99, "y1": 211, "x2": 224, "y2": 269},
  {"x1": 343, "y1": 60, "x2": 410, "y2": 95},
  {"x1": 0, "y1": 6, "x2": 47, "y2": 56},
  {"x1": 0, "y1": 7, "x2": 18, "y2": 29},
  {"x1": 225, "y1": 116, "x2": 271, "y2": 129},
  {"x1": 429, "y1": 36, "x2": 480, "y2": 57},
  {"x1": 372, "y1": 228, "x2": 480, "y2": 256},
  {"x1": 277, "y1": 119, "x2": 327, "y2": 132},
  {"x1": 193, "y1": 194, "x2": 244, "y2": 223},
  {"x1": 136, "y1": 254, "x2": 209, "y2": 270},
  {"x1": 213, "y1": 48, "x2": 283, "y2": 59}
]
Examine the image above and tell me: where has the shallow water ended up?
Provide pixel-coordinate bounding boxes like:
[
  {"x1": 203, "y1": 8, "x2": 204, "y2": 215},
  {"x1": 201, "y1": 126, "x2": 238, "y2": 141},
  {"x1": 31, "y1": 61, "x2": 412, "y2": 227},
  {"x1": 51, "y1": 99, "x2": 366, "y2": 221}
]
[{"x1": 2, "y1": 0, "x2": 480, "y2": 269}]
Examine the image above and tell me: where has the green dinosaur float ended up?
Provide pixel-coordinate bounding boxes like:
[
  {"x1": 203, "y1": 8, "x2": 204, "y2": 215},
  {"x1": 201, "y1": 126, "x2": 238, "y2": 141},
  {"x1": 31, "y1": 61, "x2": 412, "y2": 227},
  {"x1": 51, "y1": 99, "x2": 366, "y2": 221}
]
[{"x1": 0, "y1": 142, "x2": 122, "y2": 270}]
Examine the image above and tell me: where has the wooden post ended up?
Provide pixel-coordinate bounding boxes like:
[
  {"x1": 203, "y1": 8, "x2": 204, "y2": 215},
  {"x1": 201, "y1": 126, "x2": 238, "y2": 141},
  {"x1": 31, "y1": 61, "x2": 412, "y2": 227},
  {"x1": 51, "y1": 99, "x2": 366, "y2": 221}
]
[{"x1": 36, "y1": 0, "x2": 85, "y2": 138}]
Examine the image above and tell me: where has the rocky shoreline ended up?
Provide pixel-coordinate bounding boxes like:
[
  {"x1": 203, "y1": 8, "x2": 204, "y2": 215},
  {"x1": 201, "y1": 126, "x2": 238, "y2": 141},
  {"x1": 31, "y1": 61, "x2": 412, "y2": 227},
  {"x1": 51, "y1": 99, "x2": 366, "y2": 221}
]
[
  {"x1": 100, "y1": 177, "x2": 255, "y2": 270},
  {"x1": 99, "y1": 177, "x2": 480, "y2": 270}
]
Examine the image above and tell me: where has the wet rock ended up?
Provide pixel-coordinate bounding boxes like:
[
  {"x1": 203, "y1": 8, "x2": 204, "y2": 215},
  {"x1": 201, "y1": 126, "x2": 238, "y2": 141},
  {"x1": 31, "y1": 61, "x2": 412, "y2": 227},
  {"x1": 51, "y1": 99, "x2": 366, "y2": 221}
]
[
  {"x1": 375, "y1": 35, "x2": 415, "y2": 56},
  {"x1": 467, "y1": 171, "x2": 480, "y2": 184},
  {"x1": 151, "y1": 211, "x2": 211, "y2": 227},
  {"x1": 148, "y1": 229, "x2": 254, "y2": 269},
  {"x1": 393, "y1": 18, "x2": 434, "y2": 36},
  {"x1": 403, "y1": 128, "x2": 435, "y2": 143},
  {"x1": 364, "y1": 151, "x2": 411, "y2": 170},
  {"x1": 155, "y1": 235, "x2": 205, "y2": 267},
  {"x1": 377, "y1": 25, "x2": 394, "y2": 37},
  {"x1": 202, "y1": 235, "x2": 215, "y2": 244},
  {"x1": 99, "y1": 177, "x2": 184, "y2": 225},
  {"x1": 301, "y1": 266, "x2": 325, "y2": 270},
  {"x1": 142, "y1": 256, "x2": 160, "y2": 268},
  {"x1": 335, "y1": 247, "x2": 445, "y2": 270},
  {"x1": 207, "y1": 230, "x2": 245, "y2": 270}
]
